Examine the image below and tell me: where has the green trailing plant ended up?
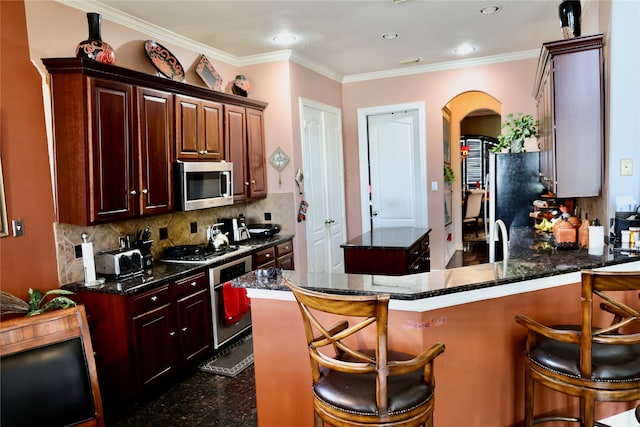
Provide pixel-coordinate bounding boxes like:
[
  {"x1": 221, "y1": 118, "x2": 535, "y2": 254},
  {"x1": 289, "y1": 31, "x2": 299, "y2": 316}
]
[
  {"x1": 26, "y1": 288, "x2": 76, "y2": 316},
  {"x1": 492, "y1": 113, "x2": 539, "y2": 153},
  {"x1": 443, "y1": 164, "x2": 455, "y2": 184}
]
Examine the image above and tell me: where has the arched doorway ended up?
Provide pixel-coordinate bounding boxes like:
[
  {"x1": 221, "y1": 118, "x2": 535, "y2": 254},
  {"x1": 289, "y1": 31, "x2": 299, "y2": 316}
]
[{"x1": 442, "y1": 91, "x2": 501, "y2": 267}]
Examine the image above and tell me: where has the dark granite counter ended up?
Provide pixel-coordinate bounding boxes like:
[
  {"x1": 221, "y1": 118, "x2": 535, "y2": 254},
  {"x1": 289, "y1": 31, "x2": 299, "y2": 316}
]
[
  {"x1": 234, "y1": 227, "x2": 640, "y2": 301},
  {"x1": 340, "y1": 227, "x2": 431, "y2": 250},
  {"x1": 62, "y1": 234, "x2": 294, "y2": 295}
]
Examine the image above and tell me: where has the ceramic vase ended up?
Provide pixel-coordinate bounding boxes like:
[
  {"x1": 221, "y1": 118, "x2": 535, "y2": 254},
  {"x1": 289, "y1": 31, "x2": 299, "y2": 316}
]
[
  {"x1": 76, "y1": 13, "x2": 115, "y2": 64},
  {"x1": 558, "y1": 0, "x2": 581, "y2": 39},
  {"x1": 232, "y1": 75, "x2": 251, "y2": 97}
]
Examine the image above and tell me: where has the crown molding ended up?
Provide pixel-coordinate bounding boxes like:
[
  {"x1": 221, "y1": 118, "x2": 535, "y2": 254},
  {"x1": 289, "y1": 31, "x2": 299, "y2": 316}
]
[
  {"x1": 342, "y1": 49, "x2": 541, "y2": 83},
  {"x1": 55, "y1": 0, "x2": 540, "y2": 85}
]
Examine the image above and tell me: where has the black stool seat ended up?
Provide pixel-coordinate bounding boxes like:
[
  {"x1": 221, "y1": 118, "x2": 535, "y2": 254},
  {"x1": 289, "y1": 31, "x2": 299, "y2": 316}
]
[
  {"x1": 530, "y1": 326, "x2": 640, "y2": 381},
  {"x1": 315, "y1": 351, "x2": 433, "y2": 416}
]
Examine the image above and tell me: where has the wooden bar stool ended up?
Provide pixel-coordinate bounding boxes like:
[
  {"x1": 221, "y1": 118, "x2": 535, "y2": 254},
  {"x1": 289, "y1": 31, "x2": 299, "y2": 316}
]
[
  {"x1": 285, "y1": 279, "x2": 445, "y2": 426},
  {"x1": 515, "y1": 269, "x2": 640, "y2": 426}
]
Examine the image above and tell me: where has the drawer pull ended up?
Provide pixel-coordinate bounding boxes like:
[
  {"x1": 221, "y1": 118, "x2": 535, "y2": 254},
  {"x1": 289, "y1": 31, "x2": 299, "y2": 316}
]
[
  {"x1": 284, "y1": 246, "x2": 290, "y2": 250},
  {"x1": 265, "y1": 253, "x2": 271, "y2": 258},
  {"x1": 169, "y1": 331, "x2": 176, "y2": 336},
  {"x1": 190, "y1": 281, "x2": 197, "y2": 287},
  {"x1": 151, "y1": 296, "x2": 158, "y2": 302},
  {"x1": 182, "y1": 327, "x2": 188, "y2": 332}
]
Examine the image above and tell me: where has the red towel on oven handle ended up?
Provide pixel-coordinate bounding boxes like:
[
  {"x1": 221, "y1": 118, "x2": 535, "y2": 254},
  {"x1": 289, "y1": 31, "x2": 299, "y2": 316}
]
[{"x1": 222, "y1": 282, "x2": 250, "y2": 325}]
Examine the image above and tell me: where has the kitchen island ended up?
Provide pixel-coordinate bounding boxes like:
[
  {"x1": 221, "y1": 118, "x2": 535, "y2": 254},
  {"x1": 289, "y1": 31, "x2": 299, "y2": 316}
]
[{"x1": 234, "y1": 228, "x2": 640, "y2": 427}]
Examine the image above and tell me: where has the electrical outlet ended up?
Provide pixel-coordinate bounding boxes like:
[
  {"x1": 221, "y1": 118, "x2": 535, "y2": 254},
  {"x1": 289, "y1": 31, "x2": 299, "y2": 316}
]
[
  {"x1": 11, "y1": 219, "x2": 24, "y2": 237},
  {"x1": 190, "y1": 222, "x2": 198, "y2": 233},
  {"x1": 621, "y1": 159, "x2": 633, "y2": 176},
  {"x1": 264, "y1": 212, "x2": 272, "y2": 221},
  {"x1": 159, "y1": 227, "x2": 168, "y2": 240},
  {"x1": 74, "y1": 245, "x2": 82, "y2": 258}
]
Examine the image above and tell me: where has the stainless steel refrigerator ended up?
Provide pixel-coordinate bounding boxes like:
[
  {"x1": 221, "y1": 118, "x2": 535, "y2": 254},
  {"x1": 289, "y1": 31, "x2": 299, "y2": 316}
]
[{"x1": 486, "y1": 152, "x2": 544, "y2": 262}]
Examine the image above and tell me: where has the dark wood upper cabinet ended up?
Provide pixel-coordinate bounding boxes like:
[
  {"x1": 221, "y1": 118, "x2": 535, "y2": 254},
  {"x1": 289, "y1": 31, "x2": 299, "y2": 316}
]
[
  {"x1": 246, "y1": 108, "x2": 267, "y2": 199},
  {"x1": 137, "y1": 87, "x2": 174, "y2": 215},
  {"x1": 90, "y1": 79, "x2": 137, "y2": 222},
  {"x1": 43, "y1": 58, "x2": 268, "y2": 225},
  {"x1": 225, "y1": 105, "x2": 267, "y2": 202},
  {"x1": 533, "y1": 34, "x2": 604, "y2": 198},
  {"x1": 225, "y1": 105, "x2": 248, "y2": 201},
  {"x1": 175, "y1": 95, "x2": 224, "y2": 161}
]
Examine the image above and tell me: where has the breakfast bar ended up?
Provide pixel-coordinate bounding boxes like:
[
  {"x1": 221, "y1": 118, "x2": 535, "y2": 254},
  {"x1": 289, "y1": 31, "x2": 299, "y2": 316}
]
[{"x1": 234, "y1": 230, "x2": 640, "y2": 427}]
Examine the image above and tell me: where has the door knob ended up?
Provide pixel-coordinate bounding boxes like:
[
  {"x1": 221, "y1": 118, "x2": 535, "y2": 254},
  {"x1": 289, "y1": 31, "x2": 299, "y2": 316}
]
[{"x1": 372, "y1": 211, "x2": 378, "y2": 216}]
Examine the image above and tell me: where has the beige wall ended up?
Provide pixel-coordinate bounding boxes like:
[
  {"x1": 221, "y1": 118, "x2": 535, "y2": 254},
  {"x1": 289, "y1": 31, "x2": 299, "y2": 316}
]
[{"x1": 341, "y1": 59, "x2": 539, "y2": 268}]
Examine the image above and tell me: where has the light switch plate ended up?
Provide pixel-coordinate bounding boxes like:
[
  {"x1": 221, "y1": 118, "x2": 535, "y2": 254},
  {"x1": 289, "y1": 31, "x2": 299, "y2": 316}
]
[{"x1": 621, "y1": 159, "x2": 633, "y2": 176}]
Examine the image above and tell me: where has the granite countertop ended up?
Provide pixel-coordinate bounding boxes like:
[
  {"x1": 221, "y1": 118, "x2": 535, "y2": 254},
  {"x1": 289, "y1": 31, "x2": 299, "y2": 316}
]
[
  {"x1": 341, "y1": 227, "x2": 431, "y2": 249},
  {"x1": 62, "y1": 235, "x2": 294, "y2": 296},
  {"x1": 234, "y1": 227, "x2": 640, "y2": 301}
]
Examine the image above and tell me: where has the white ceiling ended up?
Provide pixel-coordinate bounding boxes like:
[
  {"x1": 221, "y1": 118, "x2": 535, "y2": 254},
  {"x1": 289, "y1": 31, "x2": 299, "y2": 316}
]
[{"x1": 86, "y1": 0, "x2": 570, "y2": 80}]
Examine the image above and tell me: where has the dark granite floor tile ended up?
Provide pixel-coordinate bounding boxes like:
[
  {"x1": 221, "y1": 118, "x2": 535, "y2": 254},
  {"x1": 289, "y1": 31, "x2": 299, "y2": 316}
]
[{"x1": 107, "y1": 366, "x2": 257, "y2": 427}]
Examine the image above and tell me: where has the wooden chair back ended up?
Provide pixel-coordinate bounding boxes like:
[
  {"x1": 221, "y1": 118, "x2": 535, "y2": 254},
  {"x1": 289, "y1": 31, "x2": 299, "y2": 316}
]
[
  {"x1": 286, "y1": 279, "x2": 392, "y2": 412},
  {"x1": 579, "y1": 269, "x2": 640, "y2": 378},
  {"x1": 0, "y1": 306, "x2": 104, "y2": 427}
]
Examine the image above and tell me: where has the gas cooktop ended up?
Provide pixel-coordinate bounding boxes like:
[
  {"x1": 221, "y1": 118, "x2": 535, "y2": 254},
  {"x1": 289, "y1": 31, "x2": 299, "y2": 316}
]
[{"x1": 161, "y1": 244, "x2": 240, "y2": 264}]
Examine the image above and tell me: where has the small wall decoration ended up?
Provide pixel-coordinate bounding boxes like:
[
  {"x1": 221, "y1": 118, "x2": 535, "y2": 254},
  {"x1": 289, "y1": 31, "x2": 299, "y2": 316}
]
[
  {"x1": 268, "y1": 147, "x2": 290, "y2": 184},
  {"x1": 195, "y1": 54, "x2": 223, "y2": 91}
]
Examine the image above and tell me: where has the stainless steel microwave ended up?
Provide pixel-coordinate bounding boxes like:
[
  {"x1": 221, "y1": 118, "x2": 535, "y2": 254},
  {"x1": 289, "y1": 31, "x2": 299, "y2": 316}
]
[{"x1": 175, "y1": 161, "x2": 233, "y2": 211}]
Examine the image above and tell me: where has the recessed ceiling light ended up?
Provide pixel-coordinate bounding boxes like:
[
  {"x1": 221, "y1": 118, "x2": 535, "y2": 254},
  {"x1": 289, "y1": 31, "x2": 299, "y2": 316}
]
[
  {"x1": 273, "y1": 32, "x2": 297, "y2": 46},
  {"x1": 453, "y1": 43, "x2": 476, "y2": 55},
  {"x1": 382, "y1": 32, "x2": 398, "y2": 40},
  {"x1": 480, "y1": 5, "x2": 500, "y2": 14}
]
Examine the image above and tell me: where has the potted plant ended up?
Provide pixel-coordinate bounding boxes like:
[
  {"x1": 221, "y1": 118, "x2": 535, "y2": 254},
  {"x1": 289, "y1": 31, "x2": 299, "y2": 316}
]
[
  {"x1": 491, "y1": 113, "x2": 539, "y2": 153},
  {"x1": 0, "y1": 288, "x2": 76, "y2": 317},
  {"x1": 443, "y1": 163, "x2": 455, "y2": 185}
]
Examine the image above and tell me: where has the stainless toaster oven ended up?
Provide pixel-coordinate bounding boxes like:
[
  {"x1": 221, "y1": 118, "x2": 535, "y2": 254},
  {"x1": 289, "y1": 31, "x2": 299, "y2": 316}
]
[{"x1": 94, "y1": 248, "x2": 144, "y2": 279}]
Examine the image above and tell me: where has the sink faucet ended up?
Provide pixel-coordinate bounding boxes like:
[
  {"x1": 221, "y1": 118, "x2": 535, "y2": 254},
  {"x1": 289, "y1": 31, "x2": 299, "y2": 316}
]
[{"x1": 489, "y1": 219, "x2": 509, "y2": 263}]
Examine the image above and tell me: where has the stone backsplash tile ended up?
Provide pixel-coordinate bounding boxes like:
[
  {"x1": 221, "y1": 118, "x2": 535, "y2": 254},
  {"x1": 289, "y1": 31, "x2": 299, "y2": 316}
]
[{"x1": 55, "y1": 192, "x2": 295, "y2": 284}]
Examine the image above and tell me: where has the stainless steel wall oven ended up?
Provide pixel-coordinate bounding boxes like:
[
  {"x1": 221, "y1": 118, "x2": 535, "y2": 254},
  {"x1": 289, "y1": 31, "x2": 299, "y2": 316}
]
[{"x1": 208, "y1": 255, "x2": 252, "y2": 349}]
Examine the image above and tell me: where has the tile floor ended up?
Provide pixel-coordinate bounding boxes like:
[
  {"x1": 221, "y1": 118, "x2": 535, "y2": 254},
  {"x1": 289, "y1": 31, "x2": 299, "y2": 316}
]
[{"x1": 105, "y1": 366, "x2": 257, "y2": 426}]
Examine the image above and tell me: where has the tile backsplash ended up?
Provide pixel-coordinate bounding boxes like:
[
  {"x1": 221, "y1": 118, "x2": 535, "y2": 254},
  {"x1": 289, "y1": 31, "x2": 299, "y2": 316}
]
[{"x1": 55, "y1": 192, "x2": 295, "y2": 284}]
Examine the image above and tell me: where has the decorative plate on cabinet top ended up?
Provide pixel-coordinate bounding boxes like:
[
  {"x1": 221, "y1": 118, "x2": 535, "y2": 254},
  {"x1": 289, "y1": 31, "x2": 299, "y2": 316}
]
[
  {"x1": 195, "y1": 54, "x2": 223, "y2": 91},
  {"x1": 143, "y1": 40, "x2": 185, "y2": 82}
]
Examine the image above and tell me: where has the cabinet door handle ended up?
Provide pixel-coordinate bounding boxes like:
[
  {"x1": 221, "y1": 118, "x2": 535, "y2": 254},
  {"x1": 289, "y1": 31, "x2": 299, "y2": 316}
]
[
  {"x1": 284, "y1": 246, "x2": 290, "y2": 250},
  {"x1": 130, "y1": 190, "x2": 137, "y2": 195},
  {"x1": 190, "y1": 281, "x2": 197, "y2": 287},
  {"x1": 169, "y1": 331, "x2": 176, "y2": 336},
  {"x1": 141, "y1": 188, "x2": 148, "y2": 194},
  {"x1": 182, "y1": 327, "x2": 188, "y2": 332},
  {"x1": 245, "y1": 181, "x2": 250, "y2": 186},
  {"x1": 265, "y1": 253, "x2": 271, "y2": 258},
  {"x1": 151, "y1": 296, "x2": 158, "y2": 302},
  {"x1": 251, "y1": 180, "x2": 256, "y2": 184}
]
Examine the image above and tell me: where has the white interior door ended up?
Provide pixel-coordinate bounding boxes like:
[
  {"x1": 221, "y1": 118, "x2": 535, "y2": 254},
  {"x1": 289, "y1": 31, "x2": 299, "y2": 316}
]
[
  {"x1": 301, "y1": 99, "x2": 346, "y2": 273},
  {"x1": 358, "y1": 104, "x2": 427, "y2": 231}
]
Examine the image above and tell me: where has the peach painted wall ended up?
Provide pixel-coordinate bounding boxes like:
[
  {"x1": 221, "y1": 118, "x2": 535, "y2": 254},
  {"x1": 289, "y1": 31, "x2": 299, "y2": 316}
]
[
  {"x1": 341, "y1": 58, "x2": 539, "y2": 269},
  {"x1": 0, "y1": 0, "x2": 59, "y2": 299}
]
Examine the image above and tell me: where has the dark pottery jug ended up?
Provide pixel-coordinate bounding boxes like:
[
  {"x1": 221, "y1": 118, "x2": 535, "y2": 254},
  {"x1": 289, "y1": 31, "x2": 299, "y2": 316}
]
[{"x1": 76, "y1": 13, "x2": 115, "y2": 64}]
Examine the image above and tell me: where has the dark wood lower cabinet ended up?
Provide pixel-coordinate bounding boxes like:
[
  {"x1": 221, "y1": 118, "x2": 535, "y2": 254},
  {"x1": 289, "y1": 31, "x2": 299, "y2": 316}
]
[
  {"x1": 253, "y1": 239, "x2": 294, "y2": 270},
  {"x1": 73, "y1": 270, "x2": 212, "y2": 405},
  {"x1": 134, "y1": 303, "x2": 179, "y2": 388},
  {"x1": 342, "y1": 228, "x2": 430, "y2": 275}
]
